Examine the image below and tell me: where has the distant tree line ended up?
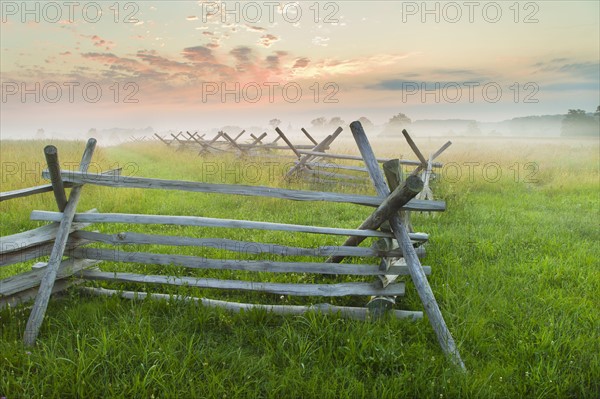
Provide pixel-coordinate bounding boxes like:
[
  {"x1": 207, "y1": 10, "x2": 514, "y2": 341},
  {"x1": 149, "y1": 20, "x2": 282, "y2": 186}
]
[
  {"x1": 561, "y1": 106, "x2": 600, "y2": 137},
  {"x1": 265, "y1": 105, "x2": 599, "y2": 137}
]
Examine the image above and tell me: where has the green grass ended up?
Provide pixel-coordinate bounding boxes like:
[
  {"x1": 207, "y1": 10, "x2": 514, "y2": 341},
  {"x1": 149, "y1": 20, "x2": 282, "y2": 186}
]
[{"x1": 1, "y1": 137, "x2": 599, "y2": 398}]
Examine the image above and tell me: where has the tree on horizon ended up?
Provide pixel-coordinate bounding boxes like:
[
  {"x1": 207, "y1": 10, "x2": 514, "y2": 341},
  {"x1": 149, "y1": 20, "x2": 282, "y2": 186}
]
[
  {"x1": 382, "y1": 112, "x2": 412, "y2": 135},
  {"x1": 311, "y1": 117, "x2": 327, "y2": 129},
  {"x1": 328, "y1": 116, "x2": 345, "y2": 129},
  {"x1": 358, "y1": 117, "x2": 374, "y2": 130},
  {"x1": 561, "y1": 109, "x2": 599, "y2": 137}
]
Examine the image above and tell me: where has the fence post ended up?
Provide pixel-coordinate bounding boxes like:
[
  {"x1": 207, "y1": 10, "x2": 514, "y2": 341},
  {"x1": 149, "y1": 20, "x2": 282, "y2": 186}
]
[
  {"x1": 350, "y1": 121, "x2": 466, "y2": 371},
  {"x1": 23, "y1": 138, "x2": 97, "y2": 346},
  {"x1": 44, "y1": 146, "x2": 68, "y2": 212}
]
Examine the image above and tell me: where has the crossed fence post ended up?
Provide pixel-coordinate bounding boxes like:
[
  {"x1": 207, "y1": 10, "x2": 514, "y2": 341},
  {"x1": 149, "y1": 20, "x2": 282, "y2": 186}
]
[
  {"x1": 401, "y1": 129, "x2": 451, "y2": 195},
  {"x1": 24, "y1": 139, "x2": 98, "y2": 346},
  {"x1": 346, "y1": 122, "x2": 465, "y2": 371},
  {"x1": 285, "y1": 127, "x2": 343, "y2": 180}
]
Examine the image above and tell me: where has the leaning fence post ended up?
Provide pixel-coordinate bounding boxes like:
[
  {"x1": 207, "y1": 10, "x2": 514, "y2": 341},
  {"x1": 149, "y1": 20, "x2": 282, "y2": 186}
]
[
  {"x1": 233, "y1": 130, "x2": 246, "y2": 142},
  {"x1": 154, "y1": 134, "x2": 171, "y2": 146},
  {"x1": 286, "y1": 127, "x2": 343, "y2": 180},
  {"x1": 275, "y1": 127, "x2": 302, "y2": 159},
  {"x1": 208, "y1": 131, "x2": 224, "y2": 145},
  {"x1": 325, "y1": 174, "x2": 422, "y2": 264},
  {"x1": 383, "y1": 159, "x2": 404, "y2": 190},
  {"x1": 300, "y1": 128, "x2": 319, "y2": 146},
  {"x1": 350, "y1": 121, "x2": 466, "y2": 371},
  {"x1": 249, "y1": 132, "x2": 267, "y2": 147},
  {"x1": 222, "y1": 131, "x2": 246, "y2": 154},
  {"x1": 384, "y1": 159, "x2": 413, "y2": 231},
  {"x1": 23, "y1": 138, "x2": 97, "y2": 346},
  {"x1": 44, "y1": 146, "x2": 67, "y2": 212}
]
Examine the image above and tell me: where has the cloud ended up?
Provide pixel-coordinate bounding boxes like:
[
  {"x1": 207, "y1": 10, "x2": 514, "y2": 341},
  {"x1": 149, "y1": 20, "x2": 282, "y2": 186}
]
[
  {"x1": 230, "y1": 46, "x2": 252, "y2": 63},
  {"x1": 246, "y1": 25, "x2": 266, "y2": 32},
  {"x1": 137, "y1": 50, "x2": 191, "y2": 74},
  {"x1": 81, "y1": 34, "x2": 116, "y2": 50},
  {"x1": 265, "y1": 51, "x2": 288, "y2": 71},
  {"x1": 81, "y1": 53, "x2": 139, "y2": 68},
  {"x1": 186, "y1": 16, "x2": 198, "y2": 21},
  {"x1": 292, "y1": 57, "x2": 310, "y2": 68},
  {"x1": 182, "y1": 46, "x2": 215, "y2": 63},
  {"x1": 80, "y1": 47, "x2": 235, "y2": 87},
  {"x1": 431, "y1": 68, "x2": 485, "y2": 77},
  {"x1": 80, "y1": 52, "x2": 156, "y2": 79},
  {"x1": 291, "y1": 53, "x2": 415, "y2": 78},
  {"x1": 533, "y1": 58, "x2": 569, "y2": 69},
  {"x1": 557, "y1": 62, "x2": 600, "y2": 82},
  {"x1": 367, "y1": 79, "x2": 464, "y2": 91},
  {"x1": 530, "y1": 58, "x2": 600, "y2": 92},
  {"x1": 46, "y1": 44, "x2": 417, "y2": 103},
  {"x1": 258, "y1": 34, "x2": 279, "y2": 47},
  {"x1": 533, "y1": 59, "x2": 599, "y2": 81},
  {"x1": 229, "y1": 46, "x2": 255, "y2": 74}
]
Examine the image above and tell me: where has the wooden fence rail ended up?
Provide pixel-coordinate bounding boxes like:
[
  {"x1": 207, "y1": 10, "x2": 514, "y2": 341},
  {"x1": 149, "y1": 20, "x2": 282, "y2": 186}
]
[{"x1": 39, "y1": 170, "x2": 446, "y2": 211}]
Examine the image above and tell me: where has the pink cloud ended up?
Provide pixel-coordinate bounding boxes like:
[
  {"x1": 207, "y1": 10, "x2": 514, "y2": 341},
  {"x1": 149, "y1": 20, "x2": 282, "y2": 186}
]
[
  {"x1": 258, "y1": 34, "x2": 279, "y2": 48},
  {"x1": 81, "y1": 34, "x2": 115, "y2": 50},
  {"x1": 265, "y1": 51, "x2": 288, "y2": 72},
  {"x1": 293, "y1": 57, "x2": 310, "y2": 68},
  {"x1": 182, "y1": 46, "x2": 215, "y2": 63},
  {"x1": 246, "y1": 25, "x2": 266, "y2": 32},
  {"x1": 137, "y1": 50, "x2": 192, "y2": 74},
  {"x1": 81, "y1": 52, "x2": 142, "y2": 71}
]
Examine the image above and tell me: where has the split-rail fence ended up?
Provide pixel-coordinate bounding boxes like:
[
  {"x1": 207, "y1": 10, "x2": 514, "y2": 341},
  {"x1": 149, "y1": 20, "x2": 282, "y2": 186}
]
[{"x1": 0, "y1": 122, "x2": 464, "y2": 370}]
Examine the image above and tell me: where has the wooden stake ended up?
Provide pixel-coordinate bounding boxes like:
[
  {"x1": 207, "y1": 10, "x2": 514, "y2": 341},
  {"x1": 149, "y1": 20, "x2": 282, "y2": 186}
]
[
  {"x1": 401, "y1": 129, "x2": 428, "y2": 166},
  {"x1": 221, "y1": 131, "x2": 246, "y2": 154},
  {"x1": 249, "y1": 132, "x2": 268, "y2": 147},
  {"x1": 384, "y1": 159, "x2": 413, "y2": 231},
  {"x1": 301, "y1": 128, "x2": 319, "y2": 145},
  {"x1": 351, "y1": 121, "x2": 466, "y2": 371},
  {"x1": 430, "y1": 141, "x2": 452, "y2": 162},
  {"x1": 154, "y1": 134, "x2": 171, "y2": 146},
  {"x1": 233, "y1": 130, "x2": 246, "y2": 142},
  {"x1": 24, "y1": 138, "x2": 97, "y2": 346},
  {"x1": 208, "y1": 131, "x2": 224, "y2": 145},
  {"x1": 43, "y1": 146, "x2": 67, "y2": 212},
  {"x1": 275, "y1": 127, "x2": 302, "y2": 158}
]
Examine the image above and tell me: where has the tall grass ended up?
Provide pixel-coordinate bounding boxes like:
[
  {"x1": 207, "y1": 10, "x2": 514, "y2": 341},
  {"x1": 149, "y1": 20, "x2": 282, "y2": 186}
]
[{"x1": 1, "y1": 136, "x2": 598, "y2": 398}]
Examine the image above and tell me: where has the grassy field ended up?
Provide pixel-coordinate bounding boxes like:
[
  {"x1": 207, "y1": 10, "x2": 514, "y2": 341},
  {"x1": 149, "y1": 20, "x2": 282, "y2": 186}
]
[{"x1": 0, "y1": 135, "x2": 598, "y2": 398}]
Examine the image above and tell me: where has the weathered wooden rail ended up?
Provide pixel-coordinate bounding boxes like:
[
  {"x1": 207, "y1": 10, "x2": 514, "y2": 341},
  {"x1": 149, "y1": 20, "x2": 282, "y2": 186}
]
[{"x1": 0, "y1": 122, "x2": 465, "y2": 370}]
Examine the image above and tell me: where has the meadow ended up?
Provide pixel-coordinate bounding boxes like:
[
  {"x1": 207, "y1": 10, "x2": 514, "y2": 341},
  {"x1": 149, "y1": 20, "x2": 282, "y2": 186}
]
[{"x1": 0, "y1": 134, "x2": 598, "y2": 398}]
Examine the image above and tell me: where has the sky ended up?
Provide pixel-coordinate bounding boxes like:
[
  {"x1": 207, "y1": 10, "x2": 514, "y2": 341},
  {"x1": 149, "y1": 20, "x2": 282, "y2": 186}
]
[{"x1": 0, "y1": 1, "x2": 599, "y2": 138}]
